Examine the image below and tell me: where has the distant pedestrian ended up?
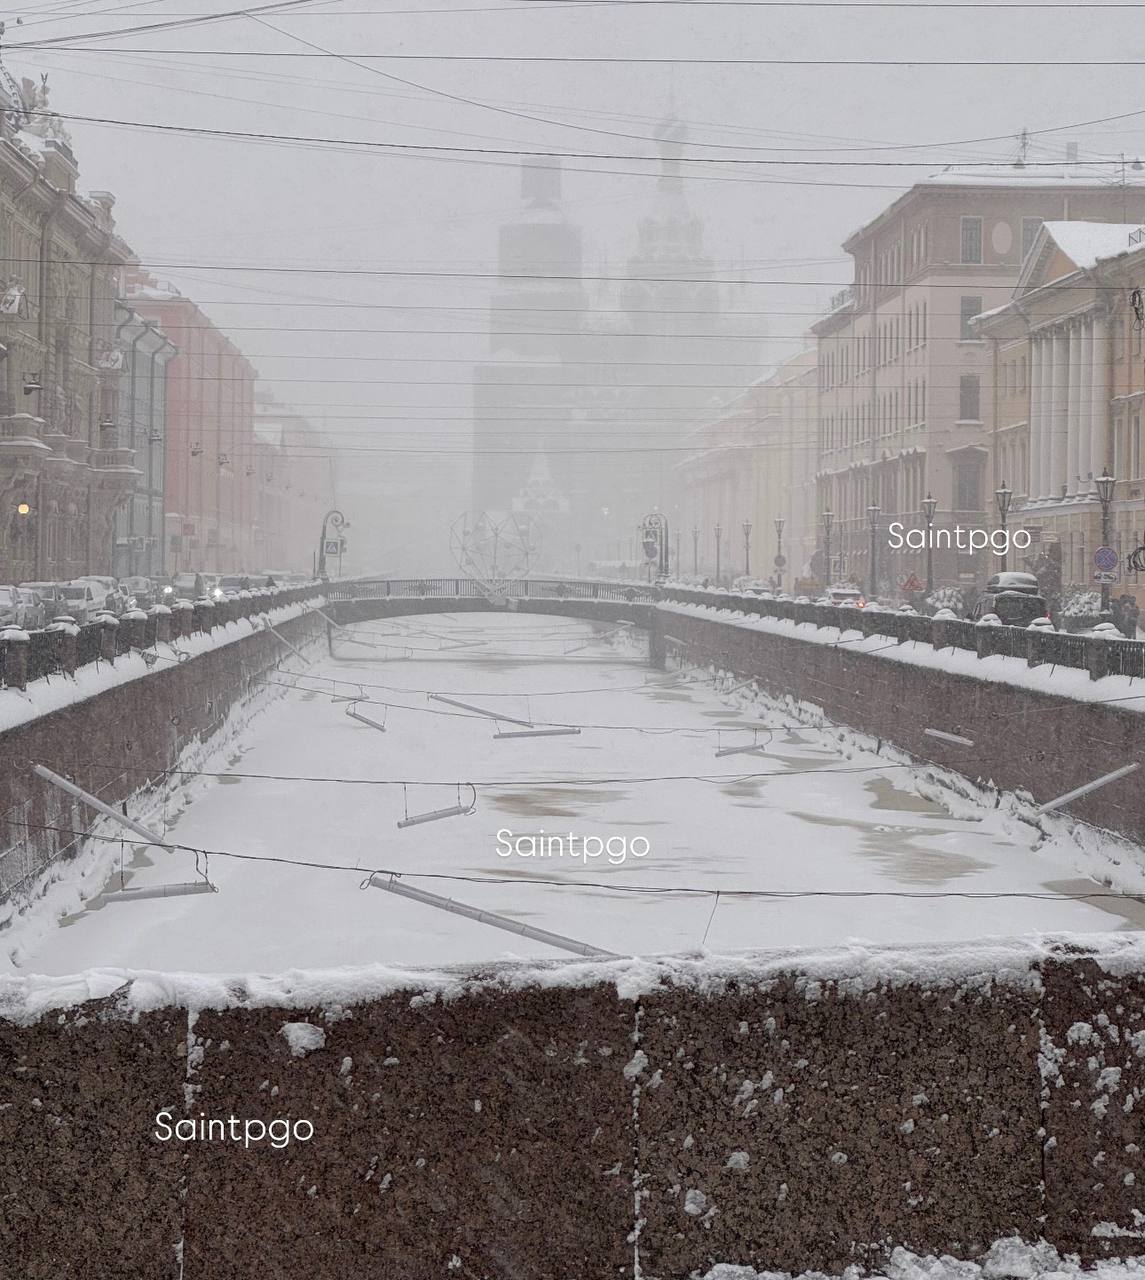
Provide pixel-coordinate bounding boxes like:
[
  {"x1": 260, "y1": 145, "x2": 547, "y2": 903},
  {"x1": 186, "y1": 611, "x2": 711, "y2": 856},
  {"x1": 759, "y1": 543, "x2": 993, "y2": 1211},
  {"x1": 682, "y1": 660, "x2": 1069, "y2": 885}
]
[{"x1": 1128, "y1": 596, "x2": 1142, "y2": 639}]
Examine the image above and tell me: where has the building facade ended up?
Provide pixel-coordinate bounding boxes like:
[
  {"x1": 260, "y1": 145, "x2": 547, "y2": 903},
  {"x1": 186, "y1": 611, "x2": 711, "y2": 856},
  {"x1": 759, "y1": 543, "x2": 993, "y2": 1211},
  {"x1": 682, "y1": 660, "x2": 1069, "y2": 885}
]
[
  {"x1": 978, "y1": 221, "x2": 1145, "y2": 603},
  {"x1": 0, "y1": 68, "x2": 137, "y2": 585},
  {"x1": 112, "y1": 302, "x2": 174, "y2": 580},
  {"x1": 811, "y1": 165, "x2": 1145, "y2": 594},
  {"x1": 679, "y1": 349, "x2": 818, "y2": 586},
  {"x1": 125, "y1": 271, "x2": 258, "y2": 575}
]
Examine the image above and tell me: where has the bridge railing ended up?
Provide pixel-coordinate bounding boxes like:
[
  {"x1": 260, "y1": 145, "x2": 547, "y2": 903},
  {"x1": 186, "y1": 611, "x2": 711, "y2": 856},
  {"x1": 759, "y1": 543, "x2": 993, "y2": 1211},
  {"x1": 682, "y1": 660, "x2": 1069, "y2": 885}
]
[
  {"x1": 654, "y1": 584, "x2": 1137, "y2": 682},
  {"x1": 0, "y1": 583, "x2": 325, "y2": 692},
  {"x1": 326, "y1": 577, "x2": 659, "y2": 604}
]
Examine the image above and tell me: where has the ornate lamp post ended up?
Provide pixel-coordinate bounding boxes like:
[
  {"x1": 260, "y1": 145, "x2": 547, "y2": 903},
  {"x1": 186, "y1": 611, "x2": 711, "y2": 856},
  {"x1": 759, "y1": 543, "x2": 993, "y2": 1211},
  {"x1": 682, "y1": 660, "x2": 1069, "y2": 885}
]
[
  {"x1": 867, "y1": 504, "x2": 880, "y2": 599},
  {"x1": 921, "y1": 492, "x2": 938, "y2": 596},
  {"x1": 774, "y1": 516, "x2": 785, "y2": 590},
  {"x1": 1096, "y1": 470, "x2": 1117, "y2": 613},
  {"x1": 995, "y1": 481, "x2": 1013, "y2": 573},
  {"x1": 714, "y1": 521, "x2": 722, "y2": 587},
  {"x1": 317, "y1": 508, "x2": 347, "y2": 580},
  {"x1": 742, "y1": 518, "x2": 752, "y2": 578},
  {"x1": 821, "y1": 509, "x2": 834, "y2": 587},
  {"x1": 691, "y1": 524, "x2": 700, "y2": 576}
]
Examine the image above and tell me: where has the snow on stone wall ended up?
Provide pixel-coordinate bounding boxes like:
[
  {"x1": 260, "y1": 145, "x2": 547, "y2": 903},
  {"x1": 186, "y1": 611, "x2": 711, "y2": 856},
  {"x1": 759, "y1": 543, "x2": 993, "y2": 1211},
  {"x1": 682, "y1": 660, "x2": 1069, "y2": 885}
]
[{"x1": 4, "y1": 937, "x2": 1145, "y2": 1278}]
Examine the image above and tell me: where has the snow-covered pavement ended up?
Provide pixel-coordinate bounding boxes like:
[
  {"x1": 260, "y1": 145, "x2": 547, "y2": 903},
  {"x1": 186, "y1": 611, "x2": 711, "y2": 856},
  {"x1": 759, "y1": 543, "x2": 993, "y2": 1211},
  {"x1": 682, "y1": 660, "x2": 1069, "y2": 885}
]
[{"x1": 11, "y1": 614, "x2": 1145, "y2": 976}]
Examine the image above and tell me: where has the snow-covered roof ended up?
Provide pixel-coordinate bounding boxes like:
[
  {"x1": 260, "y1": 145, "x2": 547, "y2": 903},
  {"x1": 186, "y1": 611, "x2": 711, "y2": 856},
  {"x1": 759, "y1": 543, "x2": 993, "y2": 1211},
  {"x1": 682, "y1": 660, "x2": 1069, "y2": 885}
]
[
  {"x1": 921, "y1": 160, "x2": 1145, "y2": 189},
  {"x1": 1040, "y1": 221, "x2": 1143, "y2": 271}
]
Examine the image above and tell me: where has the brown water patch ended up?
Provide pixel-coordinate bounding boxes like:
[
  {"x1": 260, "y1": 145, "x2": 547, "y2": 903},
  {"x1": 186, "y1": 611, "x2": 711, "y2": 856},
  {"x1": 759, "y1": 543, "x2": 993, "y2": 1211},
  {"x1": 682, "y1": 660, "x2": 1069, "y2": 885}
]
[
  {"x1": 491, "y1": 786, "x2": 626, "y2": 818},
  {"x1": 791, "y1": 810, "x2": 990, "y2": 884},
  {"x1": 1042, "y1": 878, "x2": 1145, "y2": 931},
  {"x1": 864, "y1": 776, "x2": 950, "y2": 817}
]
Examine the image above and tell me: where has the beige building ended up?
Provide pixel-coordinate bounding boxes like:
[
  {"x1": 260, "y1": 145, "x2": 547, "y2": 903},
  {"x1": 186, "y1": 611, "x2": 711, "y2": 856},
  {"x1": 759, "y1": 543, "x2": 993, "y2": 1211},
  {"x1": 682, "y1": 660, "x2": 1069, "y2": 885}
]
[
  {"x1": 678, "y1": 349, "x2": 818, "y2": 587},
  {"x1": 811, "y1": 163, "x2": 1145, "y2": 595},
  {"x1": 978, "y1": 221, "x2": 1145, "y2": 602}
]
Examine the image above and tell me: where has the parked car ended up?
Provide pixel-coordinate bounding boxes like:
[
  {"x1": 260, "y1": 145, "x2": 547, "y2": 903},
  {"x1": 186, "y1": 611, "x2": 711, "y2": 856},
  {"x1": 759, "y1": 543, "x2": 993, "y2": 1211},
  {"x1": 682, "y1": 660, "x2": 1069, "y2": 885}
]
[
  {"x1": 20, "y1": 582, "x2": 61, "y2": 623},
  {"x1": 969, "y1": 579, "x2": 1051, "y2": 627},
  {"x1": 213, "y1": 574, "x2": 252, "y2": 600},
  {"x1": 15, "y1": 588, "x2": 47, "y2": 629},
  {"x1": 76, "y1": 575, "x2": 128, "y2": 615},
  {"x1": 168, "y1": 571, "x2": 207, "y2": 602},
  {"x1": 121, "y1": 575, "x2": 156, "y2": 610},
  {"x1": 826, "y1": 585, "x2": 866, "y2": 607},
  {"x1": 57, "y1": 581, "x2": 103, "y2": 623},
  {"x1": 0, "y1": 586, "x2": 30, "y2": 628}
]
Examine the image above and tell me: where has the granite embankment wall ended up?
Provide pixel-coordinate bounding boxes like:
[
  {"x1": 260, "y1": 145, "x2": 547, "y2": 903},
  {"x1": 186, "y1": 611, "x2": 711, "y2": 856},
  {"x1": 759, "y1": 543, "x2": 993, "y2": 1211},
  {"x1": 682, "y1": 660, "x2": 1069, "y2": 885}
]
[
  {"x1": 3, "y1": 939, "x2": 1145, "y2": 1280},
  {"x1": 649, "y1": 605, "x2": 1145, "y2": 845},
  {"x1": 0, "y1": 605, "x2": 325, "y2": 910}
]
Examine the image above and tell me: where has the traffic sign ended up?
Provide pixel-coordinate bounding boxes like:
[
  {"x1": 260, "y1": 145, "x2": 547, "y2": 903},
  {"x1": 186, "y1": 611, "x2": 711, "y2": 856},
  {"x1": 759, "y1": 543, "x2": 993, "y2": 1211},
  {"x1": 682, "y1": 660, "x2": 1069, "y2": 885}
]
[
  {"x1": 773, "y1": 553, "x2": 787, "y2": 568},
  {"x1": 1094, "y1": 570, "x2": 1119, "y2": 584},
  {"x1": 324, "y1": 539, "x2": 341, "y2": 555},
  {"x1": 1094, "y1": 546, "x2": 1119, "y2": 571},
  {"x1": 900, "y1": 572, "x2": 924, "y2": 592}
]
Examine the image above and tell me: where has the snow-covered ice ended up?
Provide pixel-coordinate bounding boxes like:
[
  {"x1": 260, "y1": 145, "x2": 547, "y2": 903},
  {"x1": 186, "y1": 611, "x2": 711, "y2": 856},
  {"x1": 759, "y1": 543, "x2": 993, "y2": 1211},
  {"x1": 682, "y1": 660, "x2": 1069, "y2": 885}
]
[{"x1": 7, "y1": 613, "x2": 1145, "y2": 977}]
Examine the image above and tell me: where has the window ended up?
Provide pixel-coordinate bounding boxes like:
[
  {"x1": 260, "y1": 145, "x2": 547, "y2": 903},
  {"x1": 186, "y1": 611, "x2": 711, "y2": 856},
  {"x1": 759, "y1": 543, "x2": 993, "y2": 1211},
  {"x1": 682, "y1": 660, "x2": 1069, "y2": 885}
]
[
  {"x1": 960, "y1": 296, "x2": 983, "y2": 341},
  {"x1": 954, "y1": 462, "x2": 983, "y2": 513},
  {"x1": 961, "y1": 216, "x2": 983, "y2": 265},
  {"x1": 959, "y1": 374, "x2": 981, "y2": 421},
  {"x1": 1021, "y1": 217, "x2": 1042, "y2": 262}
]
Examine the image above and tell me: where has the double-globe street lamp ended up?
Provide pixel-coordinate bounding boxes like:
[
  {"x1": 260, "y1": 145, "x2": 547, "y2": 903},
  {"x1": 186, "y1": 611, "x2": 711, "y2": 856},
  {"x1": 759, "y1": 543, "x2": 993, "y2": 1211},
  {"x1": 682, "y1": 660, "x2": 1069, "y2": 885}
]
[
  {"x1": 1097, "y1": 470, "x2": 1117, "y2": 613},
  {"x1": 714, "y1": 522, "x2": 722, "y2": 587},
  {"x1": 692, "y1": 524, "x2": 700, "y2": 576},
  {"x1": 742, "y1": 518, "x2": 752, "y2": 578},
  {"x1": 867, "y1": 504, "x2": 880, "y2": 600},
  {"x1": 921, "y1": 492, "x2": 938, "y2": 596},
  {"x1": 317, "y1": 509, "x2": 348, "y2": 580}
]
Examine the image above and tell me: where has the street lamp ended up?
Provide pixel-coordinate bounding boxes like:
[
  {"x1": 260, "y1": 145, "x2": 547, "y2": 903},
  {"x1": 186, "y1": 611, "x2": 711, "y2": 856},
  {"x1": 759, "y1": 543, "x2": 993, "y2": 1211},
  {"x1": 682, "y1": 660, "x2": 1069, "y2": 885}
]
[
  {"x1": 317, "y1": 508, "x2": 347, "y2": 580},
  {"x1": 774, "y1": 516, "x2": 785, "y2": 590},
  {"x1": 995, "y1": 481, "x2": 1013, "y2": 572},
  {"x1": 921, "y1": 492, "x2": 938, "y2": 595},
  {"x1": 867, "y1": 504, "x2": 880, "y2": 599},
  {"x1": 822, "y1": 509, "x2": 834, "y2": 587},
  {"x1": 714, "y1": 522, "x2": 722, "y2": 587},
  {"x1": 691, "y1": 524, "x2": 700, "y2": 576},
  {"x1": 742, "y1": 518, "x2": 752, "y2": 578},
  {"x1": 1097, "y1": 470, "x2": 1117, "y2": 613}
]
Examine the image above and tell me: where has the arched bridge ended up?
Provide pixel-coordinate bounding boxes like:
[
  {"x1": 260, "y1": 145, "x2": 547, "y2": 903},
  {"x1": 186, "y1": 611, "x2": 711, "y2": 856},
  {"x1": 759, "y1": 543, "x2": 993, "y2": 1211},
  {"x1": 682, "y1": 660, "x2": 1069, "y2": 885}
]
[{"x1": 323, "y1": 576, "x2": 660, "y2": 629}]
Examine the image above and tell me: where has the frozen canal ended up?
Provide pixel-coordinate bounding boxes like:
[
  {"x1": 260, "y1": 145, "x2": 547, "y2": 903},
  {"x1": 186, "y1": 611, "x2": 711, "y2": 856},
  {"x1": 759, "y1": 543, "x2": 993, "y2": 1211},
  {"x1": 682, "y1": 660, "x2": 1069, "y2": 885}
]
[{"x1": 13, "y1": 613, "x2": 1145, "y2": 975}]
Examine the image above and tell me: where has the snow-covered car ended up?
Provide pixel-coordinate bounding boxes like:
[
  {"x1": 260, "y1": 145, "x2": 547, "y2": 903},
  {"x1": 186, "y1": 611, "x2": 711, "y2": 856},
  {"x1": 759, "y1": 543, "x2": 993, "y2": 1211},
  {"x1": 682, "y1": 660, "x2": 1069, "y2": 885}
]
[
  {"x1": 0, "y1": 586, "x2": 30, "y2": 628},
  {"x1": 57, "y1": 581, "x2": 104, "y2": 623},
  {"x1": 15, "y1": 588, "x2": 47, "y2": 629},
  {"x1": 969, "y1": 586, "x2": 1049, "y2": 627},
  {"x1": 827, "y1": 586, "x2": 866, "y2": 607}
]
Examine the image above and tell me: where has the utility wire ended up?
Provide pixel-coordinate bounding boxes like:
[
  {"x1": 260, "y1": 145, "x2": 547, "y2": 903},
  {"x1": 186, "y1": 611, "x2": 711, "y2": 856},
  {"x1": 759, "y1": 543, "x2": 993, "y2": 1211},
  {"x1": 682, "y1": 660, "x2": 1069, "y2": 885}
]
[
  {"x1": 15, "y1": 108, "x2": 1142, "y2": 169},
  {"x1": 11, "y1": 818, "x2": 1145, "y2": 906}
]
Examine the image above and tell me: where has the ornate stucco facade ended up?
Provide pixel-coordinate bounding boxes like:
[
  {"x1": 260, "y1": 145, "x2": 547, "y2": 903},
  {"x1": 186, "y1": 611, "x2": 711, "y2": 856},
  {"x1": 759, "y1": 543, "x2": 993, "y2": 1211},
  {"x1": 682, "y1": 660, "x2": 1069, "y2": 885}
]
[{"x1": 0, "y1": 68, "x2": 137, "y2": 584}]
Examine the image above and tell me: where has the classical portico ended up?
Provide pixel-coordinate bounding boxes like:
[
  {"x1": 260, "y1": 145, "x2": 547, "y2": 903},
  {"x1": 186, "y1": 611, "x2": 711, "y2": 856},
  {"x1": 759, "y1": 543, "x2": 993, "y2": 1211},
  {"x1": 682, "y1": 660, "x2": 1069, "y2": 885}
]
[{"x1": 1026, "y1": 310, "x2": 1108, "y2": 503}]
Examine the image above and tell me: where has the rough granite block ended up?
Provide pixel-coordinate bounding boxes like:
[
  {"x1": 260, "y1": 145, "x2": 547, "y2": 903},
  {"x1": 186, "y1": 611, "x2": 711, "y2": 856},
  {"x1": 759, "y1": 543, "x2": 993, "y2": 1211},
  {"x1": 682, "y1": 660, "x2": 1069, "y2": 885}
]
[{"x1": 181, "y1": 983, "x2": 634, "y2": 1280}]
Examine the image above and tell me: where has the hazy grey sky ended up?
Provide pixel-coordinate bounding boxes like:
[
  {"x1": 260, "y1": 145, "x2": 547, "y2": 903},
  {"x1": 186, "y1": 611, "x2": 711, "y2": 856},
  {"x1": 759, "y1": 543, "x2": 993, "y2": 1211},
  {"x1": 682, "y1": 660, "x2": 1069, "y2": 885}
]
[{"x1": 7, "y1": 0, "x2": 1145, "y2": 550}]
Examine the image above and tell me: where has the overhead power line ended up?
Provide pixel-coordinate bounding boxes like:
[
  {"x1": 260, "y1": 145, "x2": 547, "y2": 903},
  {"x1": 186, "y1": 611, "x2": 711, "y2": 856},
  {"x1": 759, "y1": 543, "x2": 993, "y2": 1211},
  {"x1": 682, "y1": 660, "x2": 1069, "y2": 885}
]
[
  {"x1": 17, "y1": 109, "x2": 1140, "y2": 170},
  {"x1": 36, "y1": 260, "x2": 1145, "y2": 288},
  {"x1": 20, "y1": 47, "x2": 1145, "y2": 65}
]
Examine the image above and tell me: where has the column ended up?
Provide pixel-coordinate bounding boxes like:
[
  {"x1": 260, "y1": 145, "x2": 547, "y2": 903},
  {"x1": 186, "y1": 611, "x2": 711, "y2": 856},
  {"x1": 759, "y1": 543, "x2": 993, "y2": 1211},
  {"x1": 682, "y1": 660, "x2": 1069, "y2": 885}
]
[
  {"x1": 1029, "y1": 333, "x2": 1043, "y2": 500},
  {"x1": 1051, "y1": 325, "x2": 1070, "y2": 498},
  {"x1": 1040, "y1": 328, "x2": 1055, "y2": 499},
  {"x1": 1079, "y1": 317, "x2": 1094, "y2": 494},
  {"x1": 1067, "y1": 321, "x2": 1082, "y2": 495},
  {"x1": 1091, "y1": 313, "x2": 1109, "y2": 484}
]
